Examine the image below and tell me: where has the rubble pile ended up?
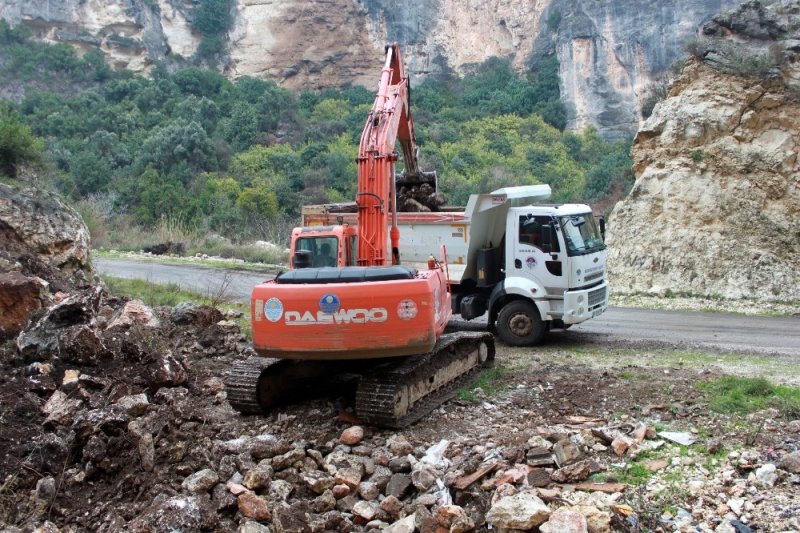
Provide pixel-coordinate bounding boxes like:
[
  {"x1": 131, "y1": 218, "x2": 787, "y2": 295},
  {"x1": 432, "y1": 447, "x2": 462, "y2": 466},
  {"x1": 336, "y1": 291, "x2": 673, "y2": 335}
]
[
  {"x1": 1, "y1": 184, "x2": 798, "y2": 532},
  {"x1": 4, "y1": 321, "x2": 799, "y2": 533}
]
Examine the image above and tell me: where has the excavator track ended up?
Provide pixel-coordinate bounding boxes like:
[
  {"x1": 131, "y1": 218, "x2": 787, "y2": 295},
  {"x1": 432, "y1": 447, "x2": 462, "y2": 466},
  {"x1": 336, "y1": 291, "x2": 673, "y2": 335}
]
[
  {"x1": 355, "y1": 331, "x2": 495, "y2": 428},
  {"x1": 225, "y1": 357, "x2": 353, "y2": 415},
  {"x1": 224, "y1": 357, "x2": 286, "y2": 414}
]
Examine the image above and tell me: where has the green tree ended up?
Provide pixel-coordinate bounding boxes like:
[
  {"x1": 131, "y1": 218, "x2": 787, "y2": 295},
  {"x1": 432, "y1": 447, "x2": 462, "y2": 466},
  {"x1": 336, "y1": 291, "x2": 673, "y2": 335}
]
[
  {"x1": 192, "y1": 0, "x2": 232, "y2": 35},
  {"x1": 0, "y1": 104, "x2": 45, "y2": 178},
  {"x1": 137, "y1": 119, "x2": 218, "y2": 177}
]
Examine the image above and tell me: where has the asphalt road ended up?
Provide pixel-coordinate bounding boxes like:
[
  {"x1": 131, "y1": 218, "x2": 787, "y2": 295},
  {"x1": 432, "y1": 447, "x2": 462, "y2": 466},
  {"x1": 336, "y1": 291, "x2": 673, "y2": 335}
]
[{"x1": 95, "y1": 258, "x2": 800, "y2": 357}]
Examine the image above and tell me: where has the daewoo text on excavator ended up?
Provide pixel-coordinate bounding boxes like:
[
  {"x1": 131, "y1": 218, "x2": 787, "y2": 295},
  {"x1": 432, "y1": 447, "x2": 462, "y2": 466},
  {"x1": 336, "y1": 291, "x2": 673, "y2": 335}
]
[{"x1": 225, "y1": 44, "x2": 495, "y2": 427}]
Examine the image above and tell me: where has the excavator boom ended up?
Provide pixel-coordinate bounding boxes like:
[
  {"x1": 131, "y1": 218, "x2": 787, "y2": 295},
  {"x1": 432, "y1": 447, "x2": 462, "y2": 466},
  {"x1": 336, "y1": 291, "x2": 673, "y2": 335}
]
[{"x1": 356, "y1": 44, "x2": 435, "y2": 266}]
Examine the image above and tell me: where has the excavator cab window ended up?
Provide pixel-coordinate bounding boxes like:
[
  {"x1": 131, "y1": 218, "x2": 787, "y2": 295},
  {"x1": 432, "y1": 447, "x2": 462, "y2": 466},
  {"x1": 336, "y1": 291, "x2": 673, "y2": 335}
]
[{"x1": 296, "y1": 236, "x2": 339, "y2": 268}]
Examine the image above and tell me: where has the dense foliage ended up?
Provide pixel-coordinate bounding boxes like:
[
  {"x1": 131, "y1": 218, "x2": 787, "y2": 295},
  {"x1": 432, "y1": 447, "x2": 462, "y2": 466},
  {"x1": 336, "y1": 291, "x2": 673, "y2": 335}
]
[{"x1": 0, "y1": 24, "x2": 632, "y2": 244}]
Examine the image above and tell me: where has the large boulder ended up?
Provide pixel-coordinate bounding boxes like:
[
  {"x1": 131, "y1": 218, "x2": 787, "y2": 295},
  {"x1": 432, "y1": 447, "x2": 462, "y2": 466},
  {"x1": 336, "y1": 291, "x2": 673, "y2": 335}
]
[
  {"x1": 0, "y1": 184, "x2": 92, "y2": 285},
  {"x1": 1, "y1": 184, "x2": 94, "y2": 336}
]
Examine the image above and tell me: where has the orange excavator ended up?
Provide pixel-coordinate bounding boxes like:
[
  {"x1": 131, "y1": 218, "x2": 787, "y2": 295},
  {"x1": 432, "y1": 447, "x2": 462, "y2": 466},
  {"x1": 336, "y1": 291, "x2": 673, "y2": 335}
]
[{"x1": 225, "y1": 44, "x2": 494, "y2": 427}]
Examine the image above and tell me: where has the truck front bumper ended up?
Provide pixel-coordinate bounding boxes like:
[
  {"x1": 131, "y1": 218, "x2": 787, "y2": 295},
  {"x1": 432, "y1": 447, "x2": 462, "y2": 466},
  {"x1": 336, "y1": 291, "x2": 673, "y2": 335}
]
[{"x1": 562, "y1": 282, "x2": 609, "y2": 325}]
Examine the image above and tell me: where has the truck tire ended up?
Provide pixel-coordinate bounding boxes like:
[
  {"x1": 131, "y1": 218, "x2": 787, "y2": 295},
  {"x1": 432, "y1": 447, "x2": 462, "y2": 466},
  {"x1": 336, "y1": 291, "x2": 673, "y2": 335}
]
[{"x1": 496, "y1": 300, "x2": 545, "y2": 346}]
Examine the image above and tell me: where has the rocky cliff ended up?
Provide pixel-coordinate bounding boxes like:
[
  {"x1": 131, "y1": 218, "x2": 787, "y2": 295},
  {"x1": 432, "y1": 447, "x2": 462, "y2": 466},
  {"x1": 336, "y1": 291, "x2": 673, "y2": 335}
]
[
  {"x1": 0, "y1": 0, "x2": 741, "y2": 137},
  {"x1": 607, "y1": 1, "x2": 800, "y2": 302}
]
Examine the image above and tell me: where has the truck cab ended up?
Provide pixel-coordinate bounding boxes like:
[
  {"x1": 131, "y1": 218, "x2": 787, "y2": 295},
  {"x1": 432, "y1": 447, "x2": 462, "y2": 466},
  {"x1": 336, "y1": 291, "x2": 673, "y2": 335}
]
[{"x1": 497, "y1": 205, "x2": 608, "y2": 335}]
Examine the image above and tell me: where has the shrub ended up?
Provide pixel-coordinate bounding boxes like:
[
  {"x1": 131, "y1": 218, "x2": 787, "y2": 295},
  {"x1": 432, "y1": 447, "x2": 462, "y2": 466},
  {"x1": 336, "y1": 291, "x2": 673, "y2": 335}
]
[{"x1": 0, "y1": 104, "x2": 45, "y2": 178}]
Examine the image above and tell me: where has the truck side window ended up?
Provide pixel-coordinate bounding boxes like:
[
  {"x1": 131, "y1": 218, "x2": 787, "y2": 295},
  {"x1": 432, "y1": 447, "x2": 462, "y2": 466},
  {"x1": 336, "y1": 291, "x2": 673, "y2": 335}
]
[{"x1": 519, "y1": 215, "x2": 558, "y2": 251}]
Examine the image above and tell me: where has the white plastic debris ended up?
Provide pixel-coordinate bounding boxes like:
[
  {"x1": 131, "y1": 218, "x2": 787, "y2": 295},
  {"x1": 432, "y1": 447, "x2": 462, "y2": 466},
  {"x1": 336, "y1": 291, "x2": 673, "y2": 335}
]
[
  {"x1": 421, "y1": 439, "x2": 450, "y2": 469},
  {"x1": 658, "y1": 431, "x2": 697, "y2": 446},
  {"x1": 433, "y1": 479, "x2": 453, "y2": 506}
]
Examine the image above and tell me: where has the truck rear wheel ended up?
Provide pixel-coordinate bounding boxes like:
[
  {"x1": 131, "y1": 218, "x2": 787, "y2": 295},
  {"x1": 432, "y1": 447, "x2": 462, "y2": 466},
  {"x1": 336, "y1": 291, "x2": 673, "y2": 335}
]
[{"x1": 496, "y1": 300, "x2": 545, "y2": 346}]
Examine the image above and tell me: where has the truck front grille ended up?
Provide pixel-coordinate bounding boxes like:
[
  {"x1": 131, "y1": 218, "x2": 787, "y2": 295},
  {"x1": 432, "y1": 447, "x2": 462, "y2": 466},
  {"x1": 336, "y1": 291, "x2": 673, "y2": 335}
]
[
  {"x1": 584, "y1": 271, "x2": 604, "y2": 283},
  {"x1": 588, "y1": 286, "x2": 607, "y2": 308}
]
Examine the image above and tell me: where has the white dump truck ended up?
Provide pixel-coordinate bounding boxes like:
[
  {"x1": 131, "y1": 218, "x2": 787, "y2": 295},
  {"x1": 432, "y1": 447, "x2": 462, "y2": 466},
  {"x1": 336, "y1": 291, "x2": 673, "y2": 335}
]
[{"x1": 300, "y1": 185, "x2": 609, "y2": 345}]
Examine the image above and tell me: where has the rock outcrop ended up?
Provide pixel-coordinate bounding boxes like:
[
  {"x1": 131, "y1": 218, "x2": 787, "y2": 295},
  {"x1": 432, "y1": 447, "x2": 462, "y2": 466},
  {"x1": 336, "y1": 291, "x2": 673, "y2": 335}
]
[
  {"x1": 607, "y1": 0, "x2": 800, "y2": 301},
  {"x1": 0, "y1": 0, "x2": 742, "y2": 137},
  {"x1": 0, "y1": 183, "x2": 93, "y2": 338}
]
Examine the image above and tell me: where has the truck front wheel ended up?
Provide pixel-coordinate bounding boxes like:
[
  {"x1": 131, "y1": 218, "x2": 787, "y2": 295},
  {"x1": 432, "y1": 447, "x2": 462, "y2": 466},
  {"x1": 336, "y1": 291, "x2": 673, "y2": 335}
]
[{"x1": 496, "y1": 300, "x2": 545, "y2": 346}]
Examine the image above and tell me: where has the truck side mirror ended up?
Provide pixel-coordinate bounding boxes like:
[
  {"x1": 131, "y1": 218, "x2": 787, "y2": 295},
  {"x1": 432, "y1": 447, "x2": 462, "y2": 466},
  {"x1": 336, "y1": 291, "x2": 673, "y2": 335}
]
[{"x1": 599, "y1": 216, "x2": 606, "y2": 241}]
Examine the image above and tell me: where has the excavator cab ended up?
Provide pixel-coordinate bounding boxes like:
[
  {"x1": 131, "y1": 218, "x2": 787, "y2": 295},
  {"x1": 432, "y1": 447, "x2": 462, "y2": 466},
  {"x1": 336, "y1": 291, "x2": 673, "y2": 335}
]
[{"x1": 289, "y1": 225, "x2": 358, "y2": 269}]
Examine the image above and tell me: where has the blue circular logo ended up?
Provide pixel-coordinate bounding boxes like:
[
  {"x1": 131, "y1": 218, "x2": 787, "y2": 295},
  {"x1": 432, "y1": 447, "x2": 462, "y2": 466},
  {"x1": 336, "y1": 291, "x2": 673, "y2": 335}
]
[
  {"x1": 319, "y1": 293, "x2": 341, "y2": 314},
  {"x1": 264, "y1": 297, "x2": 283, "y2": 322}
]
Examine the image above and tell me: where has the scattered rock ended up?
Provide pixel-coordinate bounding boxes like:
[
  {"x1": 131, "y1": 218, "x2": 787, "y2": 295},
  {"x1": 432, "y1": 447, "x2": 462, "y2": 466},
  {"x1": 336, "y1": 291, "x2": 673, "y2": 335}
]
[
  {"x1": 352, "y1": 500, "x2": 379, "y2": 522},
  {"x1": 778, "y1": 451, "x2": 800, "y2": 473},
  {"x1": 610, "y1": 437, "x2": 629, "y2": 456},
  {"x1": 643, "y1": 459, "x2": 669, "y2": 472},
  {"x1": 340, "y1": 425, "x2": 365, "y2": 446},
  {"x1": 436, "y1": 504, "x2": 474, "y2": 532},
  {"x1": 386, "y1": 474, "x2": 413, "y2": 499},
  {"x1": 237, "y1": 491, "x2": 271, "y2": 521},
  {"x1": 552, "y1": 460, "x2": 592, "y2": 483},
  {"x1": 182, "y1": 468, "x2": 219, "y2": 493},
  {"x1": 540, "y1": 506, "x2": 589, "y2": 533},
  {"x1": 554, "y1": 440, "x2": 583, "y2": 466},
  {"x1": 755, "y1": 463, "x2": 777, "y2": 487},
  {"x1": 115, "y1": 393, "x2": 149, "y2": 416},
  {"x1": 485, "y1": 491, "x2": 551, "y2": 529},
  {"x1": 42, "y1": 390, "x2": 82, "y2": 426},
  {"x1": 107, "y1": 299, "x2": 160, "y2": 329}
]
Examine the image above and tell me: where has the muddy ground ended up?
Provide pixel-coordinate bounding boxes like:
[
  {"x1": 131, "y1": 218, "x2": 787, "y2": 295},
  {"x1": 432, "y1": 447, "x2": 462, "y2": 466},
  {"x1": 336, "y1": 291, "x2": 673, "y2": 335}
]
[{"x1": 1, "y1": 309, "x2": 798, "y2": 532}]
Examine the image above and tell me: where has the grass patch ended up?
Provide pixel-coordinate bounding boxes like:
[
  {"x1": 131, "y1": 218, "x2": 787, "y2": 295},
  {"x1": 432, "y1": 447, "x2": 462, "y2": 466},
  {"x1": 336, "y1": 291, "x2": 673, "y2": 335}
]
[
  {"x1": 458, "y1": 366, "x2": 509, "y2": 402},
  {"x1": 593, "y1": 463, "x2": 653, "y2": 486},
  {"x1": 104, "y1": 276, "x2": 211, "y2": 307},
  {"x1": 101, "y1": 275, "x2": 252, "y2": 338},
  {"x1": 84, "y1": 211, "x2": 291, "y2": 265},
  {"x1": 94, "y1": 249, "x2": 283, "y2": 272},
  {"x1": 702, "y1": 376, "x2": 800, "y2": 418}
]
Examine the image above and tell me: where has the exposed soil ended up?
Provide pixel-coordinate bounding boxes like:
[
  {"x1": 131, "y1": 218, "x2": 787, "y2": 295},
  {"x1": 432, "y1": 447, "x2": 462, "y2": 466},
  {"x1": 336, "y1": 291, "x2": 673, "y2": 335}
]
[{"x1": 2, "y1": 321, "x2": 798, "y2": 532}]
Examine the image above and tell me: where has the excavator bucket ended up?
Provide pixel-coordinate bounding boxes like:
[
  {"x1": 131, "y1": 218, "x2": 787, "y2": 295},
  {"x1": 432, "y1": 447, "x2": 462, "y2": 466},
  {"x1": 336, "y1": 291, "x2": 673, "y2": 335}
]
[{"x1": 396, "y1": 170, "x2": 443, "y2": 212}]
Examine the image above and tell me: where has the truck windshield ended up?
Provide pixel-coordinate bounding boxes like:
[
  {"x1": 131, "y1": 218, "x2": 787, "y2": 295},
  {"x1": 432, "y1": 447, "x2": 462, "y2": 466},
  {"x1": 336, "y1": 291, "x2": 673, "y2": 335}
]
[{"x1": 558, "y1": 215, "x2": 605, "y2": 256}]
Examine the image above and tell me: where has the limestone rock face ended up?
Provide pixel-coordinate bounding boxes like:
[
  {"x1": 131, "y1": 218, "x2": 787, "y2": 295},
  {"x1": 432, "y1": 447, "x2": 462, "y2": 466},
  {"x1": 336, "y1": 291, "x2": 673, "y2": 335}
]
[
  {"x1": 608, "y1": 1, "x2": 800, "y2": 301},
  {"x1": 544, "y1": 0, "x2": 741, "y2": 139},
  {"x1": 0, "y1": 0, "x2": 742, "y2": 137}
]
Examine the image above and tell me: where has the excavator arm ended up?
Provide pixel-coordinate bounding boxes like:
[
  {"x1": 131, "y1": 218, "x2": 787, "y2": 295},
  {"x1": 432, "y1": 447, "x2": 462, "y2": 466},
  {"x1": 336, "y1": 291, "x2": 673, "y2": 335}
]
[{"x1": 356, "y1": 43, "x2": 435, "y2": 267}]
